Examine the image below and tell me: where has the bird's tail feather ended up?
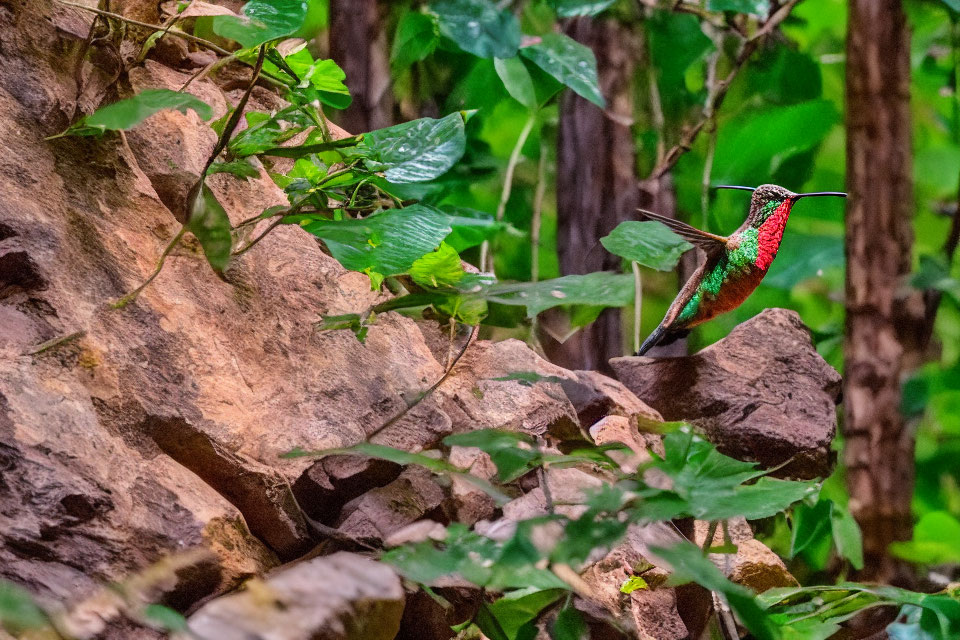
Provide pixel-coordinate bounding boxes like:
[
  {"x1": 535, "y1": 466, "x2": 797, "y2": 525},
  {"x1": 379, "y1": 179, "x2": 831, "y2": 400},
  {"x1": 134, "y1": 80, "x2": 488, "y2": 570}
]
[{"x1": 636, "y1": 326, "x2": 689, "y2": 356}]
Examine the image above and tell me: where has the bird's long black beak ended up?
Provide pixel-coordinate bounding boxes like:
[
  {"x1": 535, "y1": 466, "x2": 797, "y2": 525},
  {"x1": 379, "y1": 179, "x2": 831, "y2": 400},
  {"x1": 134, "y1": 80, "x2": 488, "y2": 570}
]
[
  {"x1": 791, "y1": 191, "x2": 847, "y2": 200},
  {"x1": 715, "y1": 185, "x2": 756, "y2": 192}
]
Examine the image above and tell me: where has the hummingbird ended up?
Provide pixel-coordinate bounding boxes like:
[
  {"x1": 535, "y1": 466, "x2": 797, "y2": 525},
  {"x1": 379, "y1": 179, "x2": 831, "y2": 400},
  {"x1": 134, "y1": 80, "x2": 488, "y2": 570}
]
[{"x1": 635, "y1": 184, "x2": 846, "y2": 356}]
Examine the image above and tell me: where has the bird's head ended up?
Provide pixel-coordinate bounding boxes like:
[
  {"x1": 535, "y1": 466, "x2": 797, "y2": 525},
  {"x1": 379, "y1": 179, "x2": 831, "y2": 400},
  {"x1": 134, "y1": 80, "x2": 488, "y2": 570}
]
[{"x1": 716, "y1": 184, "x2": 847, "y2": 227}]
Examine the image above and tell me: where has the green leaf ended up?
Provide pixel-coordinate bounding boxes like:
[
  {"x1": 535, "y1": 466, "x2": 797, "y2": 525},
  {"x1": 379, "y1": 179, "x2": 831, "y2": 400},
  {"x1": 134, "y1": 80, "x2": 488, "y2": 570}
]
[
  {"x1": 143, "y1": 604, "x2": 189, "y2": 632},
  {"x1": 409, "y1": 242, "x2": 465, "y2": 288},
  {"x1": 495, "y1": 56, "x2": 538, "y2": 109},
  {"x1": 829, "y1": 502, "x2": 864, "y2": 570},
  {"x1": 707, "y1": 0, "x2": 770, "y2": 15},
  {"x1": 484, "y1": 272, "x2": 635, "y2": 318},
  {"x1": 490, "y1": 372, "x2": 567, "y2": 386},
  {"x1": 488, "y1": 589, "x2": 567, "y2": 640},
  {"x1": 790, "y1": 498, "x2": 833, "y2": 558},
  {"x1": 392, "y1": 11, "x2": 440, "y2": 69},
  {"x1": 429, "y1": 0, "x2": 522, "y2": 59},
  {"x1": 890, "y1": 512, "x2": 960, "y2": 565},
  {"x1": 0, "y1": 580, "x2": 48, "y2": 634},
  {"x1": 187, "y1": 182, "x2": 233, "y2": 272},
  {"x1": 600, "y1": 221, "x2": 693, "y2": 271},
  {"x1": 441, "y1": 206, "x2": 511, "y2": 251},
  {"x1": 620, "y1": 576, "x2": 649, "y2": 594},
  {"x1": 297, "y1": 205, "x2": 451, "y2": 281},
  {"x1": 763, "y1": 232, "x2": 843, "y2": 289},
  {"x1": 445, "y1": 429, "x2": 539, "y2": 483},
  {"x1": 352, "y1": 113, "x2": 467, "y2": 183},
  {"x1": 940, "y1": 0, "x2": 960, "y2": 13},
  {"x1": 212, "y1": 0, "x2": 311, "y2": 47},
  {"x1": 550, "y1": 598, "x2": 588, "y2": 640},
  {"x1": 285, "y1": 54, "x2": 352, "y2": 109},
  {"x1": 520, "y1": 33, "x2": 605, "y2": 108},
  {"x1": 547, "y1": 0, "x2": 616, "y2": 17},
  {"x1": 229, "y1": 105, "x2": 315, "y2": 157},
  {"x1": 712, "y1": 100, "x2": 838, "y2": 186},
  {"x1": 61, "y1": 89, "x2": 212, "y2": 136},
  {"x1": 208, "y1": 159, "x2": 261, "y2": 180},
  {"x1": 652, "y1": 542, "x2": 778, "y2": 640}
]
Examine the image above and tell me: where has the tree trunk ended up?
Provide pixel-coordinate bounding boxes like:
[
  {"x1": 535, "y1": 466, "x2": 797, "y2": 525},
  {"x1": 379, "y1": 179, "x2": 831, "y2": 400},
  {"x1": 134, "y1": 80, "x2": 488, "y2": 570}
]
[
  {"x1": 328, "y1": 0, "x2": 392, "y2": 133},
  {"x1": 844, "y1": 0, "x2": 916, "y2": 584},
  {"x1": 546, "y1": 18, "x2": 639, "y2": 374}
]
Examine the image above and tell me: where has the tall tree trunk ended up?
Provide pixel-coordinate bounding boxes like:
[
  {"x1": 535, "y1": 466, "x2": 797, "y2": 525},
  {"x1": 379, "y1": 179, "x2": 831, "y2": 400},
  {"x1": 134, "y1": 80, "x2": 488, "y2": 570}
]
[
  {"x1": 546, "y1": 18, "x2": 639, "y2": 374},
  {"x1": 328, "y1": 0, "x2": 392, "y2": 133},
  {"x1": 844, "y1": 0, "x2": 916, "y2": 584}
]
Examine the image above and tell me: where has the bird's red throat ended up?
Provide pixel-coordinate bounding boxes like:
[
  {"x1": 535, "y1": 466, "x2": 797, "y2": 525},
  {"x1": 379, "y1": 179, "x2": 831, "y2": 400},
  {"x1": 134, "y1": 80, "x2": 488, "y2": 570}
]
[{"x1": 755, "y1": 200, "x2": 793, "y2": 271}]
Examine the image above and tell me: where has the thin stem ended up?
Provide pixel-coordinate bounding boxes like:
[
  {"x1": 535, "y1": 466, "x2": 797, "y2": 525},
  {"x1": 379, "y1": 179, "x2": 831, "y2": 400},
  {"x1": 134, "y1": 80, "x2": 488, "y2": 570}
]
[
  {"x1": 111, "y1": 228, "x2": 186, "y2": 308},
  {"x1": 531, "y1": 138, "x2": 548, "y2": 284},
  {"x1": 56, "y1": 0, "x2": 233, "y2": 57},
  {"x1": 366, "y1": 324, "x2": 479, "y2": 442},
  {"x1": 233, "y1": 218, "x2": 283, "y2": 256},
  {"x1": 203, "y1": 45, "x2": 267, "y2": 175},
  {"x1": 481, "y1": 112, "x2": 536, "y2": 272},
  {"x1": 632, "y1": 261, "x2": 642, "y2": 355}
]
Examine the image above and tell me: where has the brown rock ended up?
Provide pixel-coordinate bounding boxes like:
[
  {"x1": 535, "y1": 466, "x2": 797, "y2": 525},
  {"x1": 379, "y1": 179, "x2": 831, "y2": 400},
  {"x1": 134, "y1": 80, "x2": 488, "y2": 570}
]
[
  {"x1": 437, "y1": 339, "x2": 583, "y2": 444},
  {"x1": 610, "y1": 308, "x2": 841, "y2": 479},
  {"x1": 692, "y1": 519, "x2": 798, "y2": 592},
  {"x1": 184, "y1": 553, "x2": 405, "y2": 640},
  {"x1": 334, "y1": 467, "x2": 446, "y2": 543}
]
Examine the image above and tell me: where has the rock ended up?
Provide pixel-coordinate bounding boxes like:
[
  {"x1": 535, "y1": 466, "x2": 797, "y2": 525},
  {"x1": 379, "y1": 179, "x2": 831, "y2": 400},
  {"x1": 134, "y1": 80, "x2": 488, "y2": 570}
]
[
  {"x1": 560, "y1": 369, "x2": 662, "y2": 428},
  {"x1": 184, "y1": 553, "x2": 405, "y2": 640},
  {"x1": 334, "y1": 467, "x2": 446, "y2": 543},
  {"x1": 693, "y1": 518, "x2": 798, "y2": 592},
  {"x1": 436, "y1": 339, "x2": 584, "y2": 444},
  {"x1": 610, "y1": 309, "x2": 841, "y2": 479},
  {"x1": 396, "y1": 584, "x2": 480, "y2": 640}
]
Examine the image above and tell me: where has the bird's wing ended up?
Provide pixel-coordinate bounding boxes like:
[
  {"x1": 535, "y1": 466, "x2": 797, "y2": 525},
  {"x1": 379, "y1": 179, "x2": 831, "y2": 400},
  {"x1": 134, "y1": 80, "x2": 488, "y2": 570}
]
[{"x1": 637, "y1": 208, "x2": 728, "y2": 253}]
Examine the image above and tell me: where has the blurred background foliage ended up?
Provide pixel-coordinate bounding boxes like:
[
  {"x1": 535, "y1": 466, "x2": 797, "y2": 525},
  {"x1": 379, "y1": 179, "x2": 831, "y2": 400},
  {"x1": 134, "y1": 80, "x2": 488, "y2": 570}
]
[{"x1": 304, "y1": 0, "x2": 960, "y2": 583}]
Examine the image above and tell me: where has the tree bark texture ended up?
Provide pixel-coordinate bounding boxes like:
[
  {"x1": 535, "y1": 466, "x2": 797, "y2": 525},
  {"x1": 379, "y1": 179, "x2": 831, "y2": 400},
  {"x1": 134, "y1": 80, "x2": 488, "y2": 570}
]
[
  {"x1": 844, "y1": 0, "x2": 916, "y2": 584},
  {"x1": 546, "y1": 18, "x2": 639, "y2": 374},
  {"x1": 328, "y1": 0, "x2": 392, "y2": 133}
]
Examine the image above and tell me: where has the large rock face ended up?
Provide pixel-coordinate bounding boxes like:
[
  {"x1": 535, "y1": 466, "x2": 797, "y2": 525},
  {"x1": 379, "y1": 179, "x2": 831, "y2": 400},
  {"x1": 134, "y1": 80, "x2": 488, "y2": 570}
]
[{"x1": 610, "y1": 308, "x2": 842, "y2": 479}]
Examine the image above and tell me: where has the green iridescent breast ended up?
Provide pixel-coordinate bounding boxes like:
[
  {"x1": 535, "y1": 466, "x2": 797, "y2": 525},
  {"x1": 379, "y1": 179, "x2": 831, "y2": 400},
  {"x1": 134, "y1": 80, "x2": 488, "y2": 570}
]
[{"x1": 676, "y1": 228, "x2": 760, "y2": 324}]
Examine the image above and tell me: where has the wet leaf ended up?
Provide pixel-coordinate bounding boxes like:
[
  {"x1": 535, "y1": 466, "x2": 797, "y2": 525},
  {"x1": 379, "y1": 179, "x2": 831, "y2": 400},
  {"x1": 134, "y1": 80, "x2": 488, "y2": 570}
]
[
  {"x1": 601, "y1": 221, "x2": 693, "y2": 271},
  {"x1": 430, "y1": 0, "x2": 522, "y2": 59},
  {"x1": 61, "y1": 89, "x2": 212, "y2": 136},
  {"x1": 520, "y1": 33, "x2": 605, "y2": 108},
  {"x1": 187, "y1": 182, "x2": 233, "y2": 272},
  {"x1": 351, "y1": 113, "x2": 467, "y2": 183},
  {"x1": 547, "y1": 0, "x2": 616, "y2": 17}
]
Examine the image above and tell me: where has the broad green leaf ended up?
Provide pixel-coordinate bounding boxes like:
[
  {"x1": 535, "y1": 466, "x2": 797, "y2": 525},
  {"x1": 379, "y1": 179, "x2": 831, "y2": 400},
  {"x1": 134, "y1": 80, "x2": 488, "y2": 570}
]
[
  {"x1": 487, "y1": 589, "x2": 567, "y2": 640},
  {"x1": 763, "y1": 233, "x2": 843, "y2": 289},
  {"x1": 441, "y1": 206, "x2": 511, "y2": 251},
  {"x1": 285, "y1": 54, "x2": 352, "y2": 109},
  {"x1": 409, "y1": 242, "x2": 465, "y2": 288},
  {"x1": 547, "y1": 0, "x2": 616, "y2": 17},
  {"x1": 187, "y1": 182, "x2": 233, "y2": 272},
  {"x1": 212, "y1": 0, "x2": 316, "y2": 47},
  {"x1": 61, "y1": 89, "x2": 212, "y2": 136},
  {"x1": 653, "y1": 542, "x2": 778, "y2": 640},
  {"x1": 296, "y1": 204, "x2": 452, "y2": 281},
  {"x1": 430, "y1": 0, "x2": 522, "y2": 59},
  {"x1": 392, "y1": 11, "x2": 439, "y2": 69},
  {"x1": 0, "y1": 581, "x2": 48, "y2": 634},
  {"x1": 829, "y1": 502, "x2": 864, "y2": 570},
  {"x1": 352, "y1": 113, "x2": 467, "y2": 183},
  {"x1": 495, "y1": 56, "x2": 538, "y2": 109},
  {"x1": 520, "y1": 33, "x2": 605, "y2": 108},
  {"x1": 550, "y1": 598, "x2": 588, "y2": 640},
  {"x1": 708, "y1": 0, "x2": 770, "y2": 15},
  {"x1": 712, "y1": 100, "x2": 838, "y2": 185},
  {"x1": 484, "y1": 272, "x2": 635, "y2": 317},
  {"x1": 890, "y1": 512, "x2": 960, "y2": 565},
  {"x1": 789, "y1": 498, "x2": 832, "y2": 558},
  {"x1": 208, "y1": 159, "x2": 261, "y2": 180},
  {"x1": 600, "y1": 221, "x2": 693, "y2": 271},
  {"x1": 229, "y1": 105, "x2": 315, "y2": 157}
]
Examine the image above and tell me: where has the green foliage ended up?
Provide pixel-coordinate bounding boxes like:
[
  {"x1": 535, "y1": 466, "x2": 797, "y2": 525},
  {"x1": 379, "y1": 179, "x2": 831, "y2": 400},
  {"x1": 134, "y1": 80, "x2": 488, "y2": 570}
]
[
  {"x1": 212, "y1": 0, "x2": 322, "y2": 46},
  {"x1": 789, "y1": 496, "x2": 864, "y2": 570},
  {"x1": 519, "y1": 34, "x2": 605, "y2": 108},
  {"x1": 392, "y1": 11, "x2": 439, "y2": 69},
  {"x1": 297, "y1": 205, "x2": 453, "y2": 285},
  {"x1": 187, "y1": 182, "x2": 233, "y2": 272},
  {"x1": 890, "y1": 512, "x2": 960, "y2": 565},
  {"x1": 0, "y1": 580, "x2": 48, "y2": 634},
  {"x1": 600, "y1": 221, "x2": 693, "y2": 271},
  {"x1": 547, "y1": 0, "x2": 617, "y2": 17},
  {"x1": 708, "y1": 0, "x2": 770, "y2": 15},
  {"x1": 429, "y1": 0, "x2": 522, "y2": 59},
  {"x1": 350, "y1": 112, "x2": 468, "y2": 183},
  {"x1": 484, "y1": 272, "x2": 635, "y2": 317},
  {"x1": 410, "y1": 242, "x2": 465, "y2": 287},
  {"x1": 59, "y1": 89, "x2": 212, "y2": 136}
]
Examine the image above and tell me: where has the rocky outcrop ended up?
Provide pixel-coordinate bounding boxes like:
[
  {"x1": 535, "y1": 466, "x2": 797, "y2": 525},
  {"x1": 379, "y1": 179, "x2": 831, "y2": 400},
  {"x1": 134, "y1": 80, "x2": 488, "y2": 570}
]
[
  {"x1": 611, "y1": 308, "x2": 842, "y2": 479},
  {"x1": 182, "y1": 553, "x2": 405, "y2": 640}
]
